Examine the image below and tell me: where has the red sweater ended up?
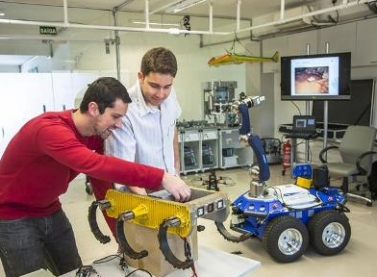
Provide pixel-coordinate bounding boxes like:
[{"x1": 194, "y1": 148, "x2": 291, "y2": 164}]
[{"x1": 0, "y1": 110, "x2": 164, "y2": 220}]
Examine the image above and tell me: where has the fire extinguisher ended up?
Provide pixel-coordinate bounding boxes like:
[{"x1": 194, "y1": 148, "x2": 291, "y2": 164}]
[{"x1": 282, "y1": 140, "x2": 291, "y2": 176}]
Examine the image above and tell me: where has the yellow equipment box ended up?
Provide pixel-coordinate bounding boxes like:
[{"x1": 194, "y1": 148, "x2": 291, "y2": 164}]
[{"x1": 89, "y1": 188, "x2": 230, "y2": 277}]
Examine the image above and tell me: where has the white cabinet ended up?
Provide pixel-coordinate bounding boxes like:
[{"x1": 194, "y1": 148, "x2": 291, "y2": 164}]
[
  {"x1": 0, "y1": 73, "x2": 54, "y2": 157},
  {"x1": 0, "y1": 72, "x2": 100, "y2": 158},
  {"x1": 218, "y1": 128, "x2": 253, "y2": 169},
  {"x1": 286, "y1": 30, "x2": 318, "y2": 56},
  {"x1": 354, "y1": 17, "x2": 377, "y2": 67},
  {"x1": 179, "y1": 128, "x2": 219, "y2": 175},
  {"x1": 318, "y1": 22, "x2": 357, "y2": 55},
  {"x1": 179, "y1": 127, "x2": 253, "y2": 173},
  {"x1": 179, "y1": 129, "x2": 201, "y2": 175},
  {"x1": 71, "y1": 72, "x2": 100, "y2": 108},
  {"x1": 52, "y1": 73, "x2": 75, "y2": 111},
  {"x1": 201, "y1": 129, "x2": 219, "y2": 171},
  {"x1": 52, "y1": 72, "x2": 100, "y2": 111}
]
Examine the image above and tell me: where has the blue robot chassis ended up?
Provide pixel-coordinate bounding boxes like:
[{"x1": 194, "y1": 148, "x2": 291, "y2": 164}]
[
  {"x1": 231, "y1": 186, "x2": 347, "y2": 238},
  {"x1": 215, "y1": 96, "x2": 351, "y2": 263}
]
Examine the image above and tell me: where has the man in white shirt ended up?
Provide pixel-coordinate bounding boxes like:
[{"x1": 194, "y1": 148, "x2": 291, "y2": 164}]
[{"x1": 106, "y1": 47, "x2": 182, "y2": 195}]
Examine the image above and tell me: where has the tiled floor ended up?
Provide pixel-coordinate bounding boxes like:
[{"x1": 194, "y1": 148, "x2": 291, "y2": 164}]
[{"x1": 2, "y1": 165, "x2": 377, "y2": 277}]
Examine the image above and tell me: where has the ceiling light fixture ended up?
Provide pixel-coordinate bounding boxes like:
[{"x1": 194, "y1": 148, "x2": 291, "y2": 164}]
[
  {"x1": 168, "y1": 28, "x2": 181, "y2": 35},
  {"x1": 131, "y1": 20, "x2": 180, "y2": 27},
  {"x1": 165, "y1": 0, "x2": 208, "y2": 14}
]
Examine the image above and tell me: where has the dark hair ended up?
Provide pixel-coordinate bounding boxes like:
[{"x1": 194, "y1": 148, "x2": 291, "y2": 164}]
[
  {"x1": 140, "y1": 47, "x2": 178, "y2": 77},
  {"x1": 79, "y1": 77, "x2": 132, "y2": 114}
]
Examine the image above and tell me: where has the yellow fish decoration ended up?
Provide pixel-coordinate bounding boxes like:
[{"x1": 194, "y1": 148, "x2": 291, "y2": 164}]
[{"x1": 208, "y1": 51, "x2": 279, "y2": 67}]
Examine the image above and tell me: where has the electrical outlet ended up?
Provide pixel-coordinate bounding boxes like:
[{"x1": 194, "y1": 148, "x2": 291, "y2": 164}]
[{"x1": 226, "y1": 138, "x2": 232, "y2": 145}]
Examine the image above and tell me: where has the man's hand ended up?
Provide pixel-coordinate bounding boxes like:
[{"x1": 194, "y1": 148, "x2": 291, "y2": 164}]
[
  {"x1": 161, "y1": 172, "x2": 191, "y2": 202},
  {"x1": 128, "y1": 186, "x2": 148, "y2": 195}
]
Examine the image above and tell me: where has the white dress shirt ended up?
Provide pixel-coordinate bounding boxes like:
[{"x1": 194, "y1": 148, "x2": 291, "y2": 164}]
[{"x1": 105, "y1": 81, "x2": 182, "y2": 175}]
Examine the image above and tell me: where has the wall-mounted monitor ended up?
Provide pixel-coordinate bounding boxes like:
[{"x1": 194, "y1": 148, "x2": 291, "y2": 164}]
[{"x1": 280, "y1": 52, "x2": 351, "y2": 101}]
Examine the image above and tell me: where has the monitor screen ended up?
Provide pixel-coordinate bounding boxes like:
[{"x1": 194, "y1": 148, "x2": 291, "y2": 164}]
[
  {"x1": 293, "y1": 115, "x2": 316, "y2": 132},
  {"x1": 281, "y1": 52, "x2": 351, "y2": 101}
]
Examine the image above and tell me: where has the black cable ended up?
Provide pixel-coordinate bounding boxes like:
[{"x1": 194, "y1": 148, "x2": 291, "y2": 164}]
[
  {"x1": 92, "y1": 253, "x2": 153, "y2": 277},
  {"x1": 125, "y1": 268, "x2": 152, "y2": 277},
  {"x1": 93, "y1": 254, "x2": 122, "y2": 264},
  {"x1": 75, "y1": 265, "x2": 100, "y2": 277},
  {"x1": 290, "y1": 101, "x2": 302, "y2": 115}
]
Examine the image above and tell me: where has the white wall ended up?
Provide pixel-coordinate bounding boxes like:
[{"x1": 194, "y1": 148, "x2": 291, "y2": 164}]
[{"x1": 62, "y1": 31, "x2": 252, "y2": 121}]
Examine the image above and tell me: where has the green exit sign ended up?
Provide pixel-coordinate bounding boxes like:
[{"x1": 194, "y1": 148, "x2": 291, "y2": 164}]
[{"x1": 39, "y1": 26, "x2": 57, "y2": 35}]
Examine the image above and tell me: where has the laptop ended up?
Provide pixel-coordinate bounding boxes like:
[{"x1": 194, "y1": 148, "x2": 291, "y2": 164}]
[{"x1": 289, "y1": 115, "x2": 317, "y2": 138}]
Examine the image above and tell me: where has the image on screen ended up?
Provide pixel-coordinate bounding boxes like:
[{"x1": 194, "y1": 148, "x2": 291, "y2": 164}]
[
  {"x1": 291, "y1": 57, "x2": 338, "y2": 96},
  {"x1": 295, "y1": 119, "x2": 307, "y2": 128},
  {"x1": 307, "y1": 118, "x2": 315, "y2": 126}
]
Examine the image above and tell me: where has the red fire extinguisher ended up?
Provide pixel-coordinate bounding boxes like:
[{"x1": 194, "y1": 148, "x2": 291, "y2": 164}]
[{"x1": 282, "y1": 140, "x2": 291, "y2": 176}]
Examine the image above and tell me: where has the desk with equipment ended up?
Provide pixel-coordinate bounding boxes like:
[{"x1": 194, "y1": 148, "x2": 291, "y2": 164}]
[
  {"x1": 280, "y1": 116, "x2": 319, "y2": 174},
  {"x1": 285, "y1": 115, "x2": 318, "y2": 139},
  {"x1": 279, "y1": 121, "x2": 347, "y2": 141}
]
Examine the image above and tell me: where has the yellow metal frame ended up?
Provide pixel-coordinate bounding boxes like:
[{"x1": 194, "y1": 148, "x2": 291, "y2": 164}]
[{"x1": 104, "y1": 188, "x2": 229, "y2": 238}]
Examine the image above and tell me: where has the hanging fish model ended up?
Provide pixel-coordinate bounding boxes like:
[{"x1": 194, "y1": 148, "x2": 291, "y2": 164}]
[{"x1": 208, "y1": 51, "x2": 279, "y2": 67}]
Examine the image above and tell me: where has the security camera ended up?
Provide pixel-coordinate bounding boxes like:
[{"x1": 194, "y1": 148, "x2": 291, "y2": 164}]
[
  {"x1": 183, "y1": 15, "x2": 191, "y2": 32},
  {"x1": 183, "y1": 15, "x2": 190, "y2": 25}
]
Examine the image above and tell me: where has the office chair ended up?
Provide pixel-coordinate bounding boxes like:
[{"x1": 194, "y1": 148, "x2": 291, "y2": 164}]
[{"x1": 319, "y1": 125, "x2": 377, "y2": 207}]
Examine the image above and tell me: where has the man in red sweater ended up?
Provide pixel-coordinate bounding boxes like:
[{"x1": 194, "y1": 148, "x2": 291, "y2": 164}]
[{"x1": 0, "y1": 77, "x2": 190, "y2": 277}]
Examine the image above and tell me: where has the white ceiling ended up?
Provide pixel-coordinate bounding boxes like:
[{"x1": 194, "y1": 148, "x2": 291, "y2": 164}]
[{"x1": 0, "y1": 0, "x2": 376, "y2": 66}]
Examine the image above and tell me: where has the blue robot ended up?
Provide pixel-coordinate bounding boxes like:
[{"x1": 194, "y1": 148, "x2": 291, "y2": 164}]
[{"x1": 215, "y1": 96, "x2": 351, "y2": 263}]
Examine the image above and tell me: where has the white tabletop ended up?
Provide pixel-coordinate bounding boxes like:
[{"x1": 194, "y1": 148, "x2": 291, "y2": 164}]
[{"x1": 60, "y1": 246, "x2": 260, "y2": 277}]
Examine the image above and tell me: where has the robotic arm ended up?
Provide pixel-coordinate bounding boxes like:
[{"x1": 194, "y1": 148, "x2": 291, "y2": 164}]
[
  {"x1": 233, "y1": 95, "x2": 270, "y2": 183},
  {"x1": 214, "y1": 95, "x2": 271, "y2": 243},
  {"x1": 235, "y1": 96, "x2": 265, "y2": 135}
]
